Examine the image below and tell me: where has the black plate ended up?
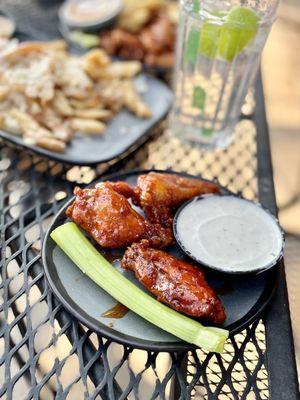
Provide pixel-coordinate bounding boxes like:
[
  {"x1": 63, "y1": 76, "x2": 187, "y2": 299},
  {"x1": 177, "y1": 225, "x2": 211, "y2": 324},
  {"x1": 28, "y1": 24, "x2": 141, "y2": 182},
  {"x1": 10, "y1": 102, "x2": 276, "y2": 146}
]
[
  {"x1": 0, "y1": 76, "x2": 172, "y2": 165},
  {"x1": 42, "y1": 169, "x2": 279, "y2": 351}
]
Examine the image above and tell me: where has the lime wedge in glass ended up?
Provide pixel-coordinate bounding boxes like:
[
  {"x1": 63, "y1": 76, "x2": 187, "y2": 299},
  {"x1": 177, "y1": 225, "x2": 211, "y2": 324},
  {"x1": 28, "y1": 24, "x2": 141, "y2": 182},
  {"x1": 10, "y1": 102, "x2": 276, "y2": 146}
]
[
  {"x1": 218, "y1": 7, "x2": 259, "y2": 61},
  {"x1": 199, "y1": 7, "x2": 259, "y2": 62},
  {"x1": 198, "y1": 11, "x2": 226, "y2": 59},
  {"x1": 199, "y1": 20, "x2": 221, "y2": 59}
]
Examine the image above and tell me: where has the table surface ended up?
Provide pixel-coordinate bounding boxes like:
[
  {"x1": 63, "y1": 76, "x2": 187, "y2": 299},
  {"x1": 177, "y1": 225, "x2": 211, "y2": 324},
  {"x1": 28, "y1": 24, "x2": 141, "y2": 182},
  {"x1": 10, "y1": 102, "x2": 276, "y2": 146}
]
[{"x1": 0, "y1": 1, "x2": 299, "y2": 399}]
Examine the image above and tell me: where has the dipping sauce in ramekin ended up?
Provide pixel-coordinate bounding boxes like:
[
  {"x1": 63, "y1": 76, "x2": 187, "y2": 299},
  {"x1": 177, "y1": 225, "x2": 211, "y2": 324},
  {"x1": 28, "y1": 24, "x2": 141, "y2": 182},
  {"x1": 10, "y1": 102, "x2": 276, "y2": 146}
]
[
  {"x1": 174, "y1": 194, "x2": 284, "y2": 274},
  {"x1": 0, "y1": 15, "x2": 15, "y2": 38},
  {"x1": 59, "y1": 0, "x2": 123, "y2": 29}
]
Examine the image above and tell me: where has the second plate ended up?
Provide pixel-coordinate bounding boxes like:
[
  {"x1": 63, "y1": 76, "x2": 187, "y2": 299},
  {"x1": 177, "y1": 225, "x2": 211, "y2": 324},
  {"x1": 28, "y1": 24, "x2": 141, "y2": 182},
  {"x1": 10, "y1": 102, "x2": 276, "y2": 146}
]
[{"x1": 0, "y1": 76, "x2": 172, "y2": 165}]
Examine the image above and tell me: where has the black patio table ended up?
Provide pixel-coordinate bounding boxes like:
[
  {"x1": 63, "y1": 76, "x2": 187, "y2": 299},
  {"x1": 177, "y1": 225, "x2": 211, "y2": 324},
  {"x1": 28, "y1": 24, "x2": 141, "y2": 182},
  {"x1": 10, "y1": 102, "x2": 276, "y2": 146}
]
[{"x1": 0, "y1": 1, "x2": 299, "y2": 399}]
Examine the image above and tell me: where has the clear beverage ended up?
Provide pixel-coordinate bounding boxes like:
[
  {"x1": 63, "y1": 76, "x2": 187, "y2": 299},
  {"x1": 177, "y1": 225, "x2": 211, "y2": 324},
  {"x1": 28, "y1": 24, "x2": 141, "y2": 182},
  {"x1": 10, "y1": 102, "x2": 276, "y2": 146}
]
[{"x1": 170, "y1": 0, "x2": 279, "y2": 149}]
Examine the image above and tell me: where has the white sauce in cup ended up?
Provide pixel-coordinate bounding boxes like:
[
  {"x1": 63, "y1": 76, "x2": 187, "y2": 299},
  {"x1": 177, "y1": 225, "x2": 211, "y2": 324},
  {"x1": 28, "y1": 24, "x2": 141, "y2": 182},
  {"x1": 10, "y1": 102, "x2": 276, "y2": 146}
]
[
  {"x1": 60, "y1": 0, "x2": 123, "y2": 27},
  {"x1": 175, "y1": 195, "x2": 284, "y2": 274},
  {"x1": 0, "y1": 16, "x2": 15, "y2": 38}
]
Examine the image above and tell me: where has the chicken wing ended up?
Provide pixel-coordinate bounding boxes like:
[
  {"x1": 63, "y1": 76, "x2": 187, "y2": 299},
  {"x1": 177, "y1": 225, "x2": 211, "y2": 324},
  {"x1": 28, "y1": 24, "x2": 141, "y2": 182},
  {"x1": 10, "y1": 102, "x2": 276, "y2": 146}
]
[
  {"x1": 134, "y1": 172, "x2": 220, "y2": 226},
  {"x1": 122, "y1": 241, "x2": 226, "y2": 324},
  {"x1": 66, "y1": 183, "x2": 173, "y2": 248},
  {"x1": 105, "y1": 180, "x2": 139, "y2": 202}
]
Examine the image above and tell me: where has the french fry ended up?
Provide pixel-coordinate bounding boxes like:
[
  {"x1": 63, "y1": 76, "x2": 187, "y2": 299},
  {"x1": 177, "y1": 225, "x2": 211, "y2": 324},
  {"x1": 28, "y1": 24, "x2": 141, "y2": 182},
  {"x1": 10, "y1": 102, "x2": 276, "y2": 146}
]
[
  {"x1": 35, "y1": 107, "x2": 63, "y2": 131},
  {"x1": 46, "y1": 40, "x2": 68, "y2": 52},
  {"x1": 0, "y1": 113, "x2": 23, "y2": 136},
  {"x1": 9, "y1": 109, "x2": 40, "y2": 132},
  {"x1": 34, "y1": 136, "x2": 66, "y2": 152},
  {"x1": 69, "y1": 118, "x2": 106, "y2": 135},
  {"x1": 63, "y1": 87, "x2": 90, "y2": 100},
  {"x1": 4, "y1": 40, "x2": 67, "y2": 61},
  {"x1": 52, "y1": 90, "x2": 73, "y2": 116},
  {"x1": 121, "y1": 81, "x2": 152, "y2": 118},
  {"x1": 73, "y1": 109, "x2": 112, "y2": 121},
  {"x1": 69, "y1": 94, "x2": 104, "y2": 109},
  {"x1": 10, "y1": 109, "x2": 56, "y2": 142},
  {"x1": 102, "y1": 61, "x2": 142, "y2": 79},
  {"x1": 53, "y1": 124, "x2": 74, "y2": 143}
]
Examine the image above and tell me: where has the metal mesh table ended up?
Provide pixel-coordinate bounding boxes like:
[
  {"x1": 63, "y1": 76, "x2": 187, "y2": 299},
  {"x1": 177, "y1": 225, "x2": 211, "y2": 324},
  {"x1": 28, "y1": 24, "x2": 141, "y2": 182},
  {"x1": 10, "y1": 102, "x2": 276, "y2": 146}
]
[{"x1": 0, "y1": 1, "x2": 299, "y2": 399}]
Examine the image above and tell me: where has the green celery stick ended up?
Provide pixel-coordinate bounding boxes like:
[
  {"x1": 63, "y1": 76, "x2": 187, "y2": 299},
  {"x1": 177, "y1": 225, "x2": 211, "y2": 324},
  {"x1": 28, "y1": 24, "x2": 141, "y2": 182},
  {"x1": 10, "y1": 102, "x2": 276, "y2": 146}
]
[{"x1": 51, "y1": 222, "x2": 229, "y2": 353}]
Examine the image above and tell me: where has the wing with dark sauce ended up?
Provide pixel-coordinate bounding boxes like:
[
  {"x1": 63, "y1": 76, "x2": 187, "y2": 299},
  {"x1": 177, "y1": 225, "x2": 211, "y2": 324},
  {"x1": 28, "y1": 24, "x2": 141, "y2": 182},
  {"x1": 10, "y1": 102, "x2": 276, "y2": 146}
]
[
  {"x1": 122, "y1": 241, "x2": 226, "y2": 324},
  {"x1": 66, "y1": 183, "x2": 173, "y2": 248},
  {"x1": 134, "y1": 172, "x2": 220, "y2": 226}
]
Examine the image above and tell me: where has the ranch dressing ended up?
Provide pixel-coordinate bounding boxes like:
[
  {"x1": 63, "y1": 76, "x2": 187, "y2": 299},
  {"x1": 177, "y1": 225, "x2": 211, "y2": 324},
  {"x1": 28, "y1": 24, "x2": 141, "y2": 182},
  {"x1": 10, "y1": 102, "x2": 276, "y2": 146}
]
[
  {"x1": 0, "y1": 16, "x2": 15, "y2": 38},
  {"x1": 61, "y1": 0, "x2": 122, "y2": 26},
  {"x1": 175, "y1": 195, "x2": 283, "y2": 273}
]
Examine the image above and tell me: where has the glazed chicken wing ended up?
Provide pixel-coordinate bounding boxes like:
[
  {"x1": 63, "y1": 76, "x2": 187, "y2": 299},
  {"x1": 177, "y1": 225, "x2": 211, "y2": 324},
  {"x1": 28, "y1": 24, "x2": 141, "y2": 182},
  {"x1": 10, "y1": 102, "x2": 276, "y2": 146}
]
[
  {"x1": 134, "y1": 172, "x2": 220, "y2": 226},
  {"x1": 66, "y1": 183, "x2": 173, "y2": 248},
  {"x1": 122, "y1": 241, "x2": 226, "y2": 324},
  {"x1": 106, "y1": 180, "x2": 139, "y2": 203}
]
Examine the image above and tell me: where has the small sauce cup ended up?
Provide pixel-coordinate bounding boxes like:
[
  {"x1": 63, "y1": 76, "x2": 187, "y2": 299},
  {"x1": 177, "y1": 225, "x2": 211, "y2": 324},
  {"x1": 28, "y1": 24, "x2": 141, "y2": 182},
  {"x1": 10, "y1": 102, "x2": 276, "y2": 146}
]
[
  {"x1": 59, "y1": 0, "x2": 123, "y2": 31},
  {"x1": 0, "y1": 12, "x2": 15, "y2": 38},
  {"x1": 173, "y1": 194, "x2": 285, "y2": 275}
]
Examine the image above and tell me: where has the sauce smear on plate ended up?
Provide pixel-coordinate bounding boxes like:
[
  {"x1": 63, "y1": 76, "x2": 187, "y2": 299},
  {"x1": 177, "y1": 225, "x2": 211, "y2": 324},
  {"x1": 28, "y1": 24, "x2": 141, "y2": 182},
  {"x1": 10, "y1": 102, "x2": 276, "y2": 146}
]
[{"x1": 102, "y1": 303, "x2": 129, "y2": 319}]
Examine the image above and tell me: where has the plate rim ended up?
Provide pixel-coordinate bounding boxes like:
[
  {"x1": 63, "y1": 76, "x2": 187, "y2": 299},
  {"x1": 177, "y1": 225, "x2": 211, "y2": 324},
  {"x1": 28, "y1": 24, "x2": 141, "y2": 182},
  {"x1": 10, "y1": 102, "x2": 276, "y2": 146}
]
[
  {"x1": 0, "y1": 75, "x2": 172, "y2": 166},
  {"x1": 42, "y1": 168, "x2": 280, "y2": 351}
]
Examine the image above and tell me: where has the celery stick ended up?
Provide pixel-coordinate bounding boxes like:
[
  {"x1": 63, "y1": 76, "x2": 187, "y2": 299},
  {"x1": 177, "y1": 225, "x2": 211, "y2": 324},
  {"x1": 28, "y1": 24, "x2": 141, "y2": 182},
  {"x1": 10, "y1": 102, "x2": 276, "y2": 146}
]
[{"x1": 51, "y1": 222, "x2": 229, "y2": 353}]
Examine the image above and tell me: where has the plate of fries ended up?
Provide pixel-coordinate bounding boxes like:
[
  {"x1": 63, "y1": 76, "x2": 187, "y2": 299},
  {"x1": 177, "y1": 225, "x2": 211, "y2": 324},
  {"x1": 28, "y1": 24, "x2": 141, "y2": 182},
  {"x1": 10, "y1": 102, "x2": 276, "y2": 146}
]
[{"x1": 0, "y1": 38, "x2": 172, "y2": 165}]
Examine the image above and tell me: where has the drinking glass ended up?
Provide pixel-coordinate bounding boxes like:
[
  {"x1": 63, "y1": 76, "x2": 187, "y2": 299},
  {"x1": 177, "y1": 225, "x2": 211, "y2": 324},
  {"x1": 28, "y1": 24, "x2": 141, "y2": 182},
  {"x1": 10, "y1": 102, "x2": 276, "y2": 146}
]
[{"x1": 170, "y1": 0, "x2": 280, "y2": 149}]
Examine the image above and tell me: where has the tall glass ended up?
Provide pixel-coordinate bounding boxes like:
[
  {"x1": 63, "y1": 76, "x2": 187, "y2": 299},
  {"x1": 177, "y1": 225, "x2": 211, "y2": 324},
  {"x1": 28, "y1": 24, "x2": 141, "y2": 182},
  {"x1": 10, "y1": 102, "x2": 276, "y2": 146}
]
[{"x1": 170, "y1": 0, "x2": 279, "y2": 149}]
